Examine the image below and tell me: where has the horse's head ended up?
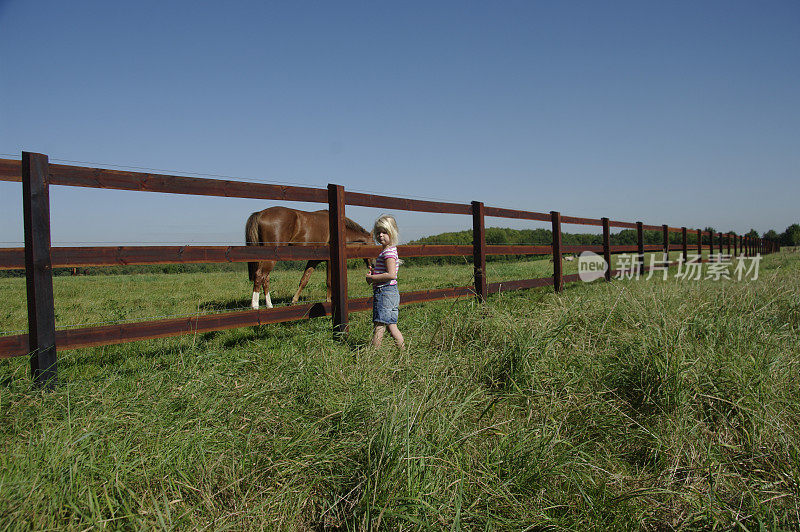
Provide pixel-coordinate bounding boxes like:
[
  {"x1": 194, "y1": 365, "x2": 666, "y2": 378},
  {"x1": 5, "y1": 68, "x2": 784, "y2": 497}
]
[
  {"x1": 344, "y1": 217, "x2": 373, "y2": 245},
  {"x1": 343, "y1": 218, "x2": 375, "y2": 269}
]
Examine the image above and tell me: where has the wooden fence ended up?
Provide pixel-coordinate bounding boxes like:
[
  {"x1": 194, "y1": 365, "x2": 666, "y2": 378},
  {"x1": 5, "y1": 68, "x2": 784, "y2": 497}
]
[{"x1": 0, "y1": 153, "x2": 779, "y2": 386}]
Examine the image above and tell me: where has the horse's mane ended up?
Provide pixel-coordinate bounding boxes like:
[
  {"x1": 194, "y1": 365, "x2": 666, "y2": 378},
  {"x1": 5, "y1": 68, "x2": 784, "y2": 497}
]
[
  {"x1": 312, "y1": 208, "x2": 369, "y2": 236},
  {"x1": 344, "y1": 217, "x2": 369, "y2": 236}
]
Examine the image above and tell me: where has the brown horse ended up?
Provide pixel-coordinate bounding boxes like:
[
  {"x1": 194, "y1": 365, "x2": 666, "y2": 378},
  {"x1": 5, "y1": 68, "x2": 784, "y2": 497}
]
[{"x1": 245, "y1": 206, "x2": 373, "y2": 309}]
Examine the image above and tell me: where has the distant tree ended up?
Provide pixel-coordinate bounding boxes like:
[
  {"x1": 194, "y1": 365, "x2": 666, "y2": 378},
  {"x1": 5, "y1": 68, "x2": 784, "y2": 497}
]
[
  {"x1": 485, "y1": 227, "x2": 510, "y2": 245},
  {"x1": 611, "y1": 229, "x2": 637, "y2": 245},
  {"x1": 763, "y1": 229, "x2": 779, "y2": 241},
  {"x1": 781, "y1": 224, "x2": 800, "y2": 246},
  {"x1": 746, "y1": 229, "x2": 759, "y2": 239},
  {"x1": 703, "y1": 227, "x2": 716, "y2": 244}
]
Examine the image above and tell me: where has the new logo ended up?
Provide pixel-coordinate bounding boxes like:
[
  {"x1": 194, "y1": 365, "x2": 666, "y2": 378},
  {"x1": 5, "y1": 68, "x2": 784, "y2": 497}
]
[{"x1": 577, "y1": 251, "x2": 608, "y2": 282}]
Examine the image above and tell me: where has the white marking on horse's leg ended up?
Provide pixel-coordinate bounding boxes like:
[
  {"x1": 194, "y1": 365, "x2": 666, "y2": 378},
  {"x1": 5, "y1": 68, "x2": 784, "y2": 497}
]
[
  {"x1": 251, "y1": 291, "x2": 260, "y2": 310},
  {"x1": 265, "y1": 292, "x2": 273, "y2": 309}
]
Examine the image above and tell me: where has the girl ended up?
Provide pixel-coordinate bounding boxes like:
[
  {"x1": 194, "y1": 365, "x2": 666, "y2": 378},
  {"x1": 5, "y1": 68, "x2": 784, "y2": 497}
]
[{"x1": 365, "y1": 214, "x2": 405, "y2": 349}]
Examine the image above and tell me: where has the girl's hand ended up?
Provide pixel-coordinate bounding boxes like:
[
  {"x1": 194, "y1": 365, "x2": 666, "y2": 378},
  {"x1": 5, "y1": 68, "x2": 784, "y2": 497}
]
[{"x1": 365, "y1": 270, "x2": 372, "y2": 285}]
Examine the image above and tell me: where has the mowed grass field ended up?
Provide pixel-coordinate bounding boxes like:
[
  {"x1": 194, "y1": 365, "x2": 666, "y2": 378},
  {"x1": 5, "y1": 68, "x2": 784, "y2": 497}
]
[{"x1": 1, "y1": 251, "x2": 798, "y2": 530}]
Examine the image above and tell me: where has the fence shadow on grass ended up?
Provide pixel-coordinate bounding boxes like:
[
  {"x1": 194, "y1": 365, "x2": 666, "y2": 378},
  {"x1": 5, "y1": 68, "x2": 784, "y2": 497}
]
[{"x1": 199, "y1": 296, "x2": 331, "y2": 312}]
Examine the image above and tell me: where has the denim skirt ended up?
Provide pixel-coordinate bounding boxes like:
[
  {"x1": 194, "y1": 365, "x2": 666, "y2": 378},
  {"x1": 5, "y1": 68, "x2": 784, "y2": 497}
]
[{"x1": 373, "y1": 283, "x2": 400, "y2": 325}]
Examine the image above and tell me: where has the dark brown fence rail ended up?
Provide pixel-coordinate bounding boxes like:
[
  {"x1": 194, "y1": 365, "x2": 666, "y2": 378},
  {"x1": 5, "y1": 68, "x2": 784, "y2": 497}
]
[{"x1": 0, "y1": 154, "x2": 779, "y2": 385}]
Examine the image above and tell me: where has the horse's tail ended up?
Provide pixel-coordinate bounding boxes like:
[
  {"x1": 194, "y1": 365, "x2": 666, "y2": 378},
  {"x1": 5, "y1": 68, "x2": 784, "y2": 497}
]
[{"x1": 245, "y1": 211, "x2": 261, "y2": 282}]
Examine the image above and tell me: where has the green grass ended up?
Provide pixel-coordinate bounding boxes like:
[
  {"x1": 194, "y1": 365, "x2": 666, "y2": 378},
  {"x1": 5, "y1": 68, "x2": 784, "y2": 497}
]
[
  {"x1": 0, "y1": 251, "x2": 705, "y2": 334},
  {"x1": 1, "y1": 251, "x2": 798, "y2": 529}
]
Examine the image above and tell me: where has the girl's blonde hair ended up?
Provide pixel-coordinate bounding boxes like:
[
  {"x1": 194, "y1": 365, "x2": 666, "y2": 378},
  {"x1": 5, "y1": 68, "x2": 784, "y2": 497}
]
[{"x1": 373, "y1": 214, "x2": 399, "y2": 246}]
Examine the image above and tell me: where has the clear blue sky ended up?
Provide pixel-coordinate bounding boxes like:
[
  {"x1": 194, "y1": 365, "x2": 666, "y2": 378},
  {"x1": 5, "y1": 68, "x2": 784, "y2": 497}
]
[{"x1": 1, "y1": 1, "x2": 798, "y2": 244}]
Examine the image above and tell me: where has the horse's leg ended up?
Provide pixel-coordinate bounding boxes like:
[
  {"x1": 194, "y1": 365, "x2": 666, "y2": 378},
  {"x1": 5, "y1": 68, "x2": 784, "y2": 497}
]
[
  {"x1": 263, "y1": 261, "x2": 275, "y2": 309},
  {"x1": 291, "y1": 260, "x2": 321, "y2": 304},
  {"x1": 252, "y1": 261, "x2": 276, "y2": 309},
  {"x1": 251, "y1": 261, "x2": 263, "y2": 309}
]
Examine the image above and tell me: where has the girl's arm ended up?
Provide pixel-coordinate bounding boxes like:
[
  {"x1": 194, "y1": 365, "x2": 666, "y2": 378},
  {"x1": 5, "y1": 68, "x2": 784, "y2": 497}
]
[{"x1": 366, "y1": 257, "x2": 397, "y2": 282}]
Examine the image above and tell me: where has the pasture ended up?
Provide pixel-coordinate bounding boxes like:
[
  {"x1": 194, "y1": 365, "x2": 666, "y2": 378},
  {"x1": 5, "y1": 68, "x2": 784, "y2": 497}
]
[{"x1": 1, "y1": 251, "x2": 798, "y2": 529}]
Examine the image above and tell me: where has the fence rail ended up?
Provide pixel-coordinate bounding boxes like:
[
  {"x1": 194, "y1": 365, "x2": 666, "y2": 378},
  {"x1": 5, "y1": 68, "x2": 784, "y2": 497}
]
[
  {"x1": 0, "y1": 242, "x2": 742, "y2": 270},
  {"x1": 0, "y1": 154, "x2": 778, "y2": 385}
]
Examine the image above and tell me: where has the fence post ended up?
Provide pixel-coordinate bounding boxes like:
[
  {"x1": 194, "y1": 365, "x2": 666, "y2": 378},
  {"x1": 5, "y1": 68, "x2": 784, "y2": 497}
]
[
  {"x1": 22, "y1": 152, "x2": 57, "y2": 388},
  {"x1": 708, "y1": 231, "x2": 714, "y2": 261},
  {"x1": 733, "y1": 233, "x2": 737, "y2": 256},
  {"x1": 726, "y1": 233, "x2": 731, "y2": 255},
  {"x1": 636, "y1": 221, "x2": 644, "y2": 276},
  {"x1": 696, "y1": 229, "x2": 702, "y2": 259},
  {"x1": 472, "y1": 201, "x2": 487, "y2": 303},
  {"x1": 718, "y1": 232, "x2": 723, "y2": 257},
  {"x1": 602, "y1": 217, "x2": 612, "y2": 282},
  {"x1": 662, "y1": 224, "x2": 669, "y2": 263},
  {"x1": 681, "y1": 227, "x2": 688, "y2": 263},
  {"x1": 327, "y1": 184, "x2": 348, "y2": 338},
  {"x1": 551, "y1": 211, "x2": 563, "y2": 292}
]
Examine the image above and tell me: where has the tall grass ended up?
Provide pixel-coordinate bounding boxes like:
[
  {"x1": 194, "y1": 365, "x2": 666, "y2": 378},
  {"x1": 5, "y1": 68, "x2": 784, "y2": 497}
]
[{"x1": 1, "y1": 252, "x2": 798, "y2": 529}]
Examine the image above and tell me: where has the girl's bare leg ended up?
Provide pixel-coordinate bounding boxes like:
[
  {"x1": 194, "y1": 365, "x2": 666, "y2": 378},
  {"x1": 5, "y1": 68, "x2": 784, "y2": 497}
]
[
  {"x1": 372, "y1": 324, "x2": 386, "y2": 347},
  {"x1": 387, "y1": 324, "x2": 404, "y2": 350}
]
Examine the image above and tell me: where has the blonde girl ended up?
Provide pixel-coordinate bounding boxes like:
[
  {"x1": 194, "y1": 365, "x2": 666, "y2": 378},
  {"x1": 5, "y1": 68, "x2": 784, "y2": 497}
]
[{"x1": 365, "y1": 214, "x2": 405, "y2": 349}]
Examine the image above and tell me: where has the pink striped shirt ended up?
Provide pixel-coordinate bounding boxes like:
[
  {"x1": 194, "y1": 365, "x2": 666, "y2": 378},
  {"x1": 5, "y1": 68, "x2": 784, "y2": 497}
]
[{"x1": 373, "y1": 246, "x2": 399, "y2": 287}]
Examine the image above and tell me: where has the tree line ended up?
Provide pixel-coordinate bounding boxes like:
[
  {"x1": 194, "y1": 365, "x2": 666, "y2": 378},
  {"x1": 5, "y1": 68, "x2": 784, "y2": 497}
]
[
  {"x1": 411, "y1": 223, "x2": 800, "y2": 247},
  {"x1": 403, "y1": 223, "x2": 799, "y2": 266}
]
